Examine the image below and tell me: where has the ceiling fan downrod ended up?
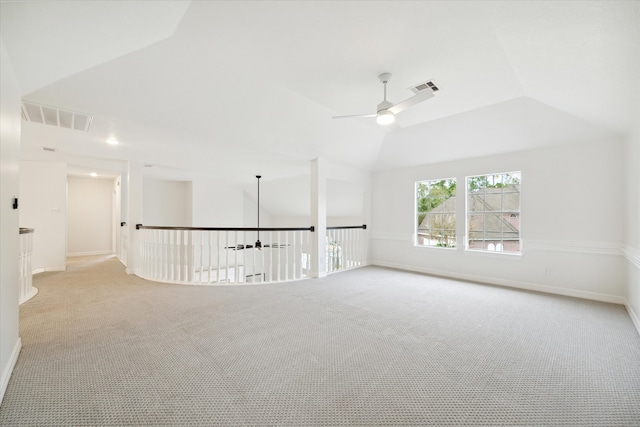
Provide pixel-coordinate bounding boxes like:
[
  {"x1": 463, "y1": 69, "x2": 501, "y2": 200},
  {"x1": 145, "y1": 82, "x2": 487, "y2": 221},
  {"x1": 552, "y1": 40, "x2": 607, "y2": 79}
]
[{"x1": 255, "y1": 175, "x2": 262, "y2": 249}]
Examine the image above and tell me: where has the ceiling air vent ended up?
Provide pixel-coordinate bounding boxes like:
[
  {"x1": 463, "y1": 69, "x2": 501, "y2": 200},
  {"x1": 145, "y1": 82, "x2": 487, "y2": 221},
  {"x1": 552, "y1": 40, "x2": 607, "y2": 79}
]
[
  {"x1": 409, "y1": 80, "x2": 440, "y2": 95},
  {"x1": 21, "y1": 101, "x2": 93, "y2": 132}
]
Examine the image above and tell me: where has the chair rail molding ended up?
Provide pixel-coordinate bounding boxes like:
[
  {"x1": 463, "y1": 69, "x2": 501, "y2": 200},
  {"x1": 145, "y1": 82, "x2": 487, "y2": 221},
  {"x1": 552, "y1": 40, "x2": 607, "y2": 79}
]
[
  {"x1": 370, "y1": 231, "x2": 413, "y2": 242},
  {"x1": 522, "y1": 240, "x2": 622, "y2": 256}
]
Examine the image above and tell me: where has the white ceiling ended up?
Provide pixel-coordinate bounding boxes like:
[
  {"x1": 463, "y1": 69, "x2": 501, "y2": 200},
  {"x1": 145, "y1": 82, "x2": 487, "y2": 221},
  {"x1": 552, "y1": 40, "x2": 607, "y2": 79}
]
[{"x1": 1, "y1": 1, "x2": 639, "y2": 188}]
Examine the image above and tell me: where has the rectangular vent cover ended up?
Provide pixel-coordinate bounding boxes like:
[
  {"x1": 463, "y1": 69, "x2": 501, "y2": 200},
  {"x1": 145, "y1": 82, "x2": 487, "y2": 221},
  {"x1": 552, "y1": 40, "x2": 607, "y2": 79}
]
[
  {"x1": 21, "y1": 101, "x2": 93, "y2": 132},
  {"x1": 409, "y1": 80, "x2": 440, "y2": 95}
]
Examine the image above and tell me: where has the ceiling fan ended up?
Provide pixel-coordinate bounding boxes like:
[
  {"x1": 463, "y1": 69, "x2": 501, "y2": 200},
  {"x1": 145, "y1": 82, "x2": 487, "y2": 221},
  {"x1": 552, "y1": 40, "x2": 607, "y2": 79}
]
[
  {"x1": 332, "y1": 73, "x2": 438, "y2": 126},
  {"x1": 225, "y1": 175, "x2": 288, "y2": 251}
]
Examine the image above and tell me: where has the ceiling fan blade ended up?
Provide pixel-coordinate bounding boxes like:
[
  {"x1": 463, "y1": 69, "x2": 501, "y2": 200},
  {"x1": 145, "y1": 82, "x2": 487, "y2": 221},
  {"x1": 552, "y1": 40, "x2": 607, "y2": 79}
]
[
  {"x1": 263, "y1": 243, "x2": 290, "y2": 248},
  {"x1": 332, "y1": 114, "x2": 377, "y2": 119},
  {"x1": 388, "y1": 89, "x2": 435, "y2": 115},
  {"x1": 225, "y1": 244, "x2": 254, "y2": 250}
]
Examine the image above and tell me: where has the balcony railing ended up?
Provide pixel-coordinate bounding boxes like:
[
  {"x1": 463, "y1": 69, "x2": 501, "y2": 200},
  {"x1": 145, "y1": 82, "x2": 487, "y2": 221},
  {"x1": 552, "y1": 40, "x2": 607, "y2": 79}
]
[
  {"x1": 19, "y1": 228, "x2": 38, "y2": 304},
  {"x1": 136, "y1": 225, "x2": 314, "y2": 285},
  {"x1": 326, "y1": 225, "x2": 367, "y2": 273},
  {"x1": 136, "y1": 224, "x2": 368, "y2": 285}
]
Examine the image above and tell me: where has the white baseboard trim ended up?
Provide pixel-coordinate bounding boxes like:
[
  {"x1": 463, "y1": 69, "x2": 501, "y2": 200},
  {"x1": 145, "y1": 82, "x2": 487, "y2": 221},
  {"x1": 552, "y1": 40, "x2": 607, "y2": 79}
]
[
  {"x1": 626, "y1": 301, "x2": 640, "y2": 337},
  {"x1": 0, "y1": 338, "x2": 22, "y2": 405},
  {"x1": 33, "y1": 266, "x2": 65, "y2": 275},
  {"x1": 370, "y1": 260, "x2": 626, "y2": 305},
  {"x1": 67, "y1": 250, "x2": 114, "y2": 257},
  {"x1": 18, "y1": 287, "x2": 38, "y2": 305}
]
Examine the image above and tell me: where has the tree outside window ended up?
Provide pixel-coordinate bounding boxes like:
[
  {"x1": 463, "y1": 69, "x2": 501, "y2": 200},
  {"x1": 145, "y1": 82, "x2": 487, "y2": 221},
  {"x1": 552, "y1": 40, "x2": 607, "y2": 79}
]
[{"x1": 415, "y1": 178, "x2": 457, "y2": 248}]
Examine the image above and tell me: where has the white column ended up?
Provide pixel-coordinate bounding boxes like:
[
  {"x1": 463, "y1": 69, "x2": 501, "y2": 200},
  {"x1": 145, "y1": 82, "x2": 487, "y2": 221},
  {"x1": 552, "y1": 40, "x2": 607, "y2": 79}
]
[
  {"x1": 310, "y1": 158, "x2": 327, "y2": 278},
  {"x1": 126, "y1": 161, "x2": 144, "y2": 275}
]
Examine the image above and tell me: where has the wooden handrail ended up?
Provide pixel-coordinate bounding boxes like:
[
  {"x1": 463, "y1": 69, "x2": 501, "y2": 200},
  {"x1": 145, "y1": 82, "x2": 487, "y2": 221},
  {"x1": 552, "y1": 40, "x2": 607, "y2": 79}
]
[
  {"x1": 136, "y1": 224, "x2": 315, "y2": 232},
  {"x1": 326, "y1": 225, "x2": 366, "y2": 230}
]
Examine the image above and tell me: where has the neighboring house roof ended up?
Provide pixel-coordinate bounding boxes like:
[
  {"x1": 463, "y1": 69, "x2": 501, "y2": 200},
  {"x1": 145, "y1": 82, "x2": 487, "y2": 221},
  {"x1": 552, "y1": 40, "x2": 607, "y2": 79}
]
[
  {"x1": 469, "y1": 185, "x2": 520, "y2": 241},
  {"x1": 418, "y1": 196, "x2": 457, "y2": 232},
  {"x1": 418, "y1": 185, "x2": 520, "y2": 241}
]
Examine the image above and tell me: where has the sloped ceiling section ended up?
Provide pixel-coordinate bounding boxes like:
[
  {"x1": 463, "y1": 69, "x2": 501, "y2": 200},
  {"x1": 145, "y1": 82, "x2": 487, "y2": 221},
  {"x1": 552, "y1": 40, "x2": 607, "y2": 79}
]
[
  {"x1": 488, "y1": 1, "x2": 640, "y2": 135},
  {"x1": 0, "y1": 1, "x2": 190, "y2": 94},
  {"x1": 376, "y1": 97, "x2": 618, "y2": 170},
  {"x1": 1, "y1": 1, "x2": 638, "y2": 180}
]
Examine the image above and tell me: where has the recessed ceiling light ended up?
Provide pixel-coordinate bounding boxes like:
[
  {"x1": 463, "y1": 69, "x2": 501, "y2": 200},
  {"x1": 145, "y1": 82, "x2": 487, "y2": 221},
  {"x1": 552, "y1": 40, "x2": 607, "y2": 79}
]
[
  {"x1": 106, "y1": 138, "x2": 119, "y2": 145},
  {"x1": 90, "y1": 172, "x2": 98, "y2": 177}
]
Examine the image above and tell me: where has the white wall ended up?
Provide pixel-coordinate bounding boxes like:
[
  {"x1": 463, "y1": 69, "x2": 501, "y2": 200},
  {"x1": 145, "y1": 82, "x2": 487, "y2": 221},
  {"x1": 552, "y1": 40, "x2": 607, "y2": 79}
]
[
  {"x1": 67, "y1": 176, "x2": 114, "y2": 256},
  {"x1": 0, "y1": 36, "x2": 22, "y2": 404},
  {"x1": 243, "y1": 190, "x2": 273, "y2": 228},
  {"x1": 19, "y1": 161, "x2": 67, "y2": 272},
  {"x1": 143, "y1": 177, "x2": 192, "y2": 226},
  {"x1": 371, "y1": 139, "x2": 626, "y2": 303},
  {"x1": 269, "y1": 168, "x2": 370, "y2": 228},
  {"x1": 243, "y1": 190, "x2": 274, "y2": 248},
  {"x1": 272, "y1": 216, "x2": 310, "y2": 228},
  {"x1": 624, "y1": 117, "x2": 640, "y2": 332},
  {"x1": 273, "y1": 216, "x2": 363, "y2": 228},
  {"x1": 191, "y1": 179, "x2": 244, "y2": 227},
  {"x1": 114, "y1": 176, "x2": 123, "y2": 262},
  {"x1": 327, "y1": 216, "x2": 364, "y2": 227}
]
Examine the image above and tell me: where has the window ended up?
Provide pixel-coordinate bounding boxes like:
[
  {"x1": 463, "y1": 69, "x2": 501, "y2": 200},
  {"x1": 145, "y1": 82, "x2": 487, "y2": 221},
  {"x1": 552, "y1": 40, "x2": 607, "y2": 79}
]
[
  {"x1": 415, "y1": 178, "x2": 457, "y2": 248},
  {"x1": 467, "y1": 172, "x2": 521, "y2": 254}
]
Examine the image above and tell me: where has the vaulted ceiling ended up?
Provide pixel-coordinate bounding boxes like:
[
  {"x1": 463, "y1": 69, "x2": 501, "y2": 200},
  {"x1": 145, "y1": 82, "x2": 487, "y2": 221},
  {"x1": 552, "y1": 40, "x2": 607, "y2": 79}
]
[{"x1": 1, "y1": 1, "x2": 639, "y2": 185}]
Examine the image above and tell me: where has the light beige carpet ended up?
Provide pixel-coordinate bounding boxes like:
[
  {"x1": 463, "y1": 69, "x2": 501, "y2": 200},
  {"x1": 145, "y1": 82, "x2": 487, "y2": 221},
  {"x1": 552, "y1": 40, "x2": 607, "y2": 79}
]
[{"x1": 1, "y1": 255, "x2": 639, "y2": 426}]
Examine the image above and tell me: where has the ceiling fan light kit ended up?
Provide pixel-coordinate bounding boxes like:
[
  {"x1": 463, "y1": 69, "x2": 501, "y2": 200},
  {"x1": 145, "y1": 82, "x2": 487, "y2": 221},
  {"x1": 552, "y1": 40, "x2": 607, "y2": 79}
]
[
  {"x1": 376, "y1": 110, "x2": 395, "y2": 125},
  {"x1": 333, "y1": 72, "x2": 437, "y2": 126}
]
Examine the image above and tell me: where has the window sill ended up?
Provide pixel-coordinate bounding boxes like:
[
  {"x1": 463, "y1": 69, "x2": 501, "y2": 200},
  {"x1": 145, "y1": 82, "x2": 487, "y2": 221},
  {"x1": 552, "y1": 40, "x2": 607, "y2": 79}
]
[{"x1": 413, "y1": 244, "x2": 457, "y2": 251}]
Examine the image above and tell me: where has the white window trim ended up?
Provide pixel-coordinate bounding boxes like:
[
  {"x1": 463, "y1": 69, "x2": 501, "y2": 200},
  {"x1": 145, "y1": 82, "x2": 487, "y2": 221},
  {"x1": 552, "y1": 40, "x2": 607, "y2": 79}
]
[
  {"x1": 414, "y1": 177, "x2": 457, "y2": 250},
  {"x1": 464, "y1": 171, "x2": 522, "y2": 255}
]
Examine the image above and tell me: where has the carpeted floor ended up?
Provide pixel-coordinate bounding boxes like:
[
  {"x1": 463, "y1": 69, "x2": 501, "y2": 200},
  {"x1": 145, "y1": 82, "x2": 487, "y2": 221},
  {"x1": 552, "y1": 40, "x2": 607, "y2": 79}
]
[{"x1": 1, "y1": 255, "x2": 639, "y2": 426}]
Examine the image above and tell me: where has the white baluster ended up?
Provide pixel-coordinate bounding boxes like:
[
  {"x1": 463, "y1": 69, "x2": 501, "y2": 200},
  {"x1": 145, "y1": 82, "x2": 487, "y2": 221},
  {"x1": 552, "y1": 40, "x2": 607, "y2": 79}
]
[
  {"x1": 198, "y1": 231, "x2": 203, "y2": 283},
  {"x1": 268, "y1": 231, "x2": 273, "y2": 283},
  {"x1": 277, "y1": 231, "x2": 281, "y2": 282},
  {"x1": 283, "y1": 231, "x2": 287, "y2": 280},
  {"x1": 225, "y1": 230, "x2": 229, "y2": 284},
  {"x1": 207, "y1": 231, "x2": 212, "y2": 284},
  {"x1": 234, "y1": 231, "x2": 239, "y2": 284},
  {"x1": 216, "y1": 231, "x2": 221, "y2": 284},
  {"x1": 347, "y1": 229, "x2": 353, "y2": 269}
]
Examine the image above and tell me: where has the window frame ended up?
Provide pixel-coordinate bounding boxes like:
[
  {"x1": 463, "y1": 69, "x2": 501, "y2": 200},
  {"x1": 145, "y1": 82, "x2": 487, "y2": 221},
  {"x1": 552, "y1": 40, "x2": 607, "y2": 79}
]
[
  {"x1": 414, "y1": 177, "x2": 458, "y2": 250},
  {"x1": 465, "y1": 171, "x2": 522, "y2": 255}
]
